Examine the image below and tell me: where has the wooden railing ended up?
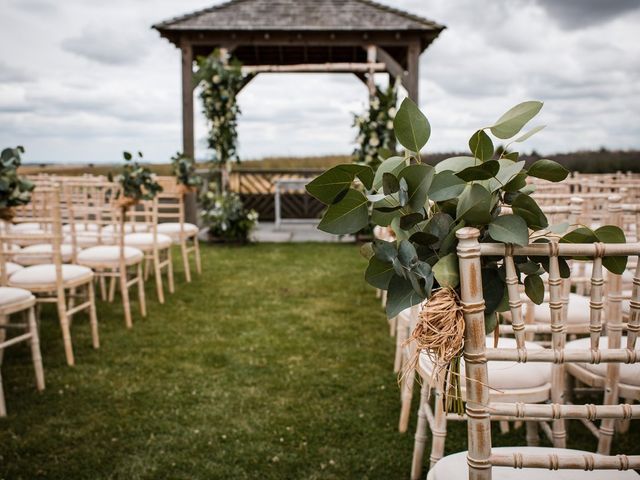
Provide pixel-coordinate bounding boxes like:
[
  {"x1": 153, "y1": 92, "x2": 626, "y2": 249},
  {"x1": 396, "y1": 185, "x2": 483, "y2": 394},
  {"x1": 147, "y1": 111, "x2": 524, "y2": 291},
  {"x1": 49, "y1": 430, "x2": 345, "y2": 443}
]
[{"x1": 228, "y1": 169, "x2": 324, "y2": 221}]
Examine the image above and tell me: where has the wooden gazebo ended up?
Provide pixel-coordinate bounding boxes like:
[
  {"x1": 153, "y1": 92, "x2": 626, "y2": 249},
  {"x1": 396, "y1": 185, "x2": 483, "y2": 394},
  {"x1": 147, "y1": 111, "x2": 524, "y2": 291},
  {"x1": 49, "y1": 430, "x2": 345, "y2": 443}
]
[{"x1": 153, "y1": 0, "x2": 445, "y2": 160}]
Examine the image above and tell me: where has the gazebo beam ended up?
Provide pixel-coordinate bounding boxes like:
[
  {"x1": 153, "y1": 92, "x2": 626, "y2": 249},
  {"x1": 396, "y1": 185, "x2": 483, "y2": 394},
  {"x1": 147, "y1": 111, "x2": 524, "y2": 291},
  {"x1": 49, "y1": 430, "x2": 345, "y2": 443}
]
[
  {"x1": 241, "y1": 62, "x2": 386, "y2": 74},
  {"x1": 375, "y1": 47, "x2": 404, "y2": 79}
]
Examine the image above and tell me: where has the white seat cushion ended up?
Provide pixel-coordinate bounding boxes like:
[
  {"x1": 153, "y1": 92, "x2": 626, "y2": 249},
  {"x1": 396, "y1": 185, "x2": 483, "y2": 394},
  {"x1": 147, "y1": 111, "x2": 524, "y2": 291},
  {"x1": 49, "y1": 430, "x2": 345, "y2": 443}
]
[
  {"x1": 420, "y1": 337, "x2": 550, "y2": 391},
  {"x1": 10, "y1": 222, "x2": 43, "y2": 232},
  {"x1": 5, "y1": 261, "x2": 23, "y2": 276},
  {"x1": 102, "y1": 223, "x2": 149, "y2": 234},
  {"x1": 156, "y1": 222, "x2": 198, "y2": 240},
  {"x1": 533, "y1": 293, "x2": 591, "y2": 325},
  {"x1": 124, "y1": 232, "x2": 172, "y2": 249},
  {"x1": 427, "y1": 447, "x2": 640, "y2": 479},
  {"x1": 14, "y1": 243, "x2": 79, "y2": 265},
  {"x1": 565, "y1": 336, "x2": 640, "y2": 386},
  {"x1": 0, "y1": 286, "x2": 33, "y2": 306},
  {"x1": 9, "y1": 264, "x2": 93, "y2": 288},
  {"x1": 62, "y1": 223, "x2": 100, "y2": 233},
  {"x1": 77, "y1": 245, "x2": 144, "y2": 266}
]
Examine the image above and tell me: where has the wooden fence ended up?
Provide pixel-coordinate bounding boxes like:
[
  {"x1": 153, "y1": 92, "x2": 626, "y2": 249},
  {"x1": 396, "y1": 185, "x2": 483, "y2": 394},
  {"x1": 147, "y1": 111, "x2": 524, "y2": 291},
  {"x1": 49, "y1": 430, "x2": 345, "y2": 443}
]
[{"x1": 228, "y1": 169, "x2": 324, "y2": 221}]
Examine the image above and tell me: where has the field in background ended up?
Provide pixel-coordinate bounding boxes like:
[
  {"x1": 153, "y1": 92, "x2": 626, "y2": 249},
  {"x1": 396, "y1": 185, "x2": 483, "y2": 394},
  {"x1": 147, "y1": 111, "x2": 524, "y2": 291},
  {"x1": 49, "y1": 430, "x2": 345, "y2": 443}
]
[{"x1": 18, "y1": 150, "x2": 640, "y2": 176}]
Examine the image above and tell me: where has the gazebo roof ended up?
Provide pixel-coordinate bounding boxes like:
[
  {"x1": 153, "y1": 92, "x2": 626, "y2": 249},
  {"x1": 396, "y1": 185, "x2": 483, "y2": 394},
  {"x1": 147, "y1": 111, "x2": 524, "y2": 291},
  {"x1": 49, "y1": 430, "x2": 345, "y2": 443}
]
[{"x1": 154, "y1": 0, "x2": 445, "y2": 41}]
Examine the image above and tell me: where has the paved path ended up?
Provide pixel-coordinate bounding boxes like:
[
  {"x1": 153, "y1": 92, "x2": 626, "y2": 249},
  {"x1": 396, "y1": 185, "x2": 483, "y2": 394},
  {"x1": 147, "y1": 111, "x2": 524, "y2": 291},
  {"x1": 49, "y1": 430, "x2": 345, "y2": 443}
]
[{"x1": 251, "y1": 221, "x2": 355, "y2": 243}]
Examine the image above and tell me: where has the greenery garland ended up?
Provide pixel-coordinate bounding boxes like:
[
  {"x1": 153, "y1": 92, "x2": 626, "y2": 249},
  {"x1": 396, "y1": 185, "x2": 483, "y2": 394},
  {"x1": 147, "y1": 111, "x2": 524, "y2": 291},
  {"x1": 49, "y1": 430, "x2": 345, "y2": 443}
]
[
  {"x1": 194, "y1": 50, "x2": 248, "y2": 165},
  {"x1": 353, "y1": 79, "x2": 399, "y2": 169},
  {"x1": 171, "y1": 151, "x2": 202, "y2": 191}
]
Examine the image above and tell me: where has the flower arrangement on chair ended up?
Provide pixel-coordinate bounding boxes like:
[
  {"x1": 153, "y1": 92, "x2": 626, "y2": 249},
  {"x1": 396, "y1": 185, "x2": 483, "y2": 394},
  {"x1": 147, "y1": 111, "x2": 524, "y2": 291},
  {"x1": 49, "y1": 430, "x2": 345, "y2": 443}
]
[
  {"x1": 307, "y1": 99, "x2": 628, "y2": 413},
  {"x1": 170, "y1": 151, "x2": 202, "y2": 195},
  {"x1": 0, "y1": 146, "x2": 35, "y2": 221},
  {"x1": 200, "y1": 184, "x2": 258, "y2": 243},
  {"x1": 115, "y1": 151, "x2": 163, "y2": 208}
]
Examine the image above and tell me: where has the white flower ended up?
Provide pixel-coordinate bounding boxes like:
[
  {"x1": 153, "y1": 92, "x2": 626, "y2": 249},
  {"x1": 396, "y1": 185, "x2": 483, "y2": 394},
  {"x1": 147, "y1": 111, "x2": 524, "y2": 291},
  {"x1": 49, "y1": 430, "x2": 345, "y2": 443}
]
[
  {"x1": 356, "y1": 135, "x2": 365, "y2": 144},
  {"x1": 388, "y1": 107, "x2": 397, "y2": 118},
  {"x1": 387, "y1": 121, "x2": 394, "y2": 130},
  {"x1": 371, "y1": 98, "x2": 380, "y2": 110},
  {"x1": 365, "y1": 155, "x2": 373, "y2": 163},
  {"x1": 369, "y1": 137, "x2": 380, "y2": 147},
  {"x1": 212, "y1": 75, "x2": 221, "y2": 84}
]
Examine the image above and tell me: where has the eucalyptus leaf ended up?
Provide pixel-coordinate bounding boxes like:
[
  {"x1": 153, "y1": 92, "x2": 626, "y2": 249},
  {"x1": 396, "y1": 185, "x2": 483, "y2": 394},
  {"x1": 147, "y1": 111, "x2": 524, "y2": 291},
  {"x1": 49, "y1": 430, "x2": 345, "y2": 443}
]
[
  {"x1": 469, "y1": 129, "x2": 494, "y2": 161},
  {"x1": 364, "y1": 257, "x2": 394, "y2": 289},
  {"x1": 428, "y1": 171, "x2": 466, "y2": 202},
  {"x1": 372, "y1": 239, "x2": 397, "y2": 263},
  {"x1": 386, "y1": 274, "x2": 425, "y2": 318},
  {"x1": 490, "y1": 101, "x2": 543, "y2": 139},
  {"x1": 433, "y1": 253, "x2": 460, "y2": 288},
  {"x1": 306, "y1": 164, "x2": 374, "y2": 204},
  {"x1": 511, "y1": 193, "x2": 548, "y2": 230},
  {"x1": 400, "y1": 212, "x2": 424, "y2": 230},
  {"x1": 456, "y1": 184, "x2": 493, "y2": 225},
  {"x1": 488, "y1": 215, "x2": 529, "y2": 246},
  {"x1": 456, "y1": 160, "x2": 500, "y2": 182},
  {"x1": 434, "y1": 156, "x2": 477, "y2": 174},
  {"x1": 595, "y1": 225, "x2": 627, "y2": 274},
  {"x1": 524, "y1": 274, "x2": 544, "y2": 305},
  {"x1": 317, "y1": 188, "x2": 369, "y2": 235},
  {"x1": 382, "y1": 172, "x2": 400, "y2": 195},
  {"x1": 513, "y1": 125, "x2": 545, "y2": 143},
  {"x1": 398, "y1": 164, "x2": 435, "y2": 211},
  {"x1": 393, "y1": 97, "x2": 431, "y2": 152},
  {"x1": 527, "y1": 159, "x2": 569, "y2": 183},
  {"x1": 409, "y1": 231, "x2": 439, "y2": 246},
  {"x1": 373, "y1": 156, "x2": 406, "y2": 191},
  {"x1": 488, "y1": 160, "x2": 526, "y2": 192}
]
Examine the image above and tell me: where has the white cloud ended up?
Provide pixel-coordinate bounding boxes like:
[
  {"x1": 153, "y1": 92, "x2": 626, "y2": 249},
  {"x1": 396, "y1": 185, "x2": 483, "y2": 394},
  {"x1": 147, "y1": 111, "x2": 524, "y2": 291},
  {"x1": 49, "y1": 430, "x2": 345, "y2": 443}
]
[{"x1": 0, "y1": 0, "x2": 638, "y2": 164}]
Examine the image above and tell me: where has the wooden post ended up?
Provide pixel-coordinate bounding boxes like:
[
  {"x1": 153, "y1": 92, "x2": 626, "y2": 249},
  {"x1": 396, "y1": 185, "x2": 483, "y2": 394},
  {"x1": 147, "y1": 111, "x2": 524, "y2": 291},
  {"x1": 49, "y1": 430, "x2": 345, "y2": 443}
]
[
  {"x1": 366, "y1": 45, "x2": 377, "y2": 97},
  {"x1": 404, "y1": 41, "x2": 421, "y2": 104},
  {"x1": 180, "y1": 39, "x2": 198, "y2": 224}
]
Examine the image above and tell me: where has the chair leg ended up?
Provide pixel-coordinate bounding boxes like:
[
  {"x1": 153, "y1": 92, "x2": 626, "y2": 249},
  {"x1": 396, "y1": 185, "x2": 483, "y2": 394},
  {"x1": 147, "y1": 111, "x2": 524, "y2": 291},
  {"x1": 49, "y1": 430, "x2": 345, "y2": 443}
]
[
  {"x1": 119, "y1": 267, "x2": 133, "y2": 329},
  {"x1": 411, "y1": 382, "x2": 430, "y2": 480},
  {"x1": 429, "y1": 390, "x2": 448, "y2": 469},
  {"x1": 0, "y1": 371, "x2": 5, "y2": 417},
  {"x1": 389, "y1": 315, "x2": 397, "y2": 337},
  {"x1": 144, "y1": 256, "x2": 151, "y2": 281},
  {"x1": 167, "y1": 248, "x2": 175, "y2": 294},
  {"x1": 153, "y1": 249, "x2": 164, "y2": 304},
  {"x1": 137, "y1": 263, "x2": 147, "y2": 318},
  {"x1": 194, "y1": 236, "x2": 202, "y2": 275},
  {"x1": 87, "y1": 281, "x2": 99, "y2": 349},
  {"x1": 181, "y1": 240, "x2": 191, "y2": 283},
  {"x1": 399, "y1": 366, "x2": 416, "y2": 433},
  {"x1": 525, "y1": 421, "x2": 540, "y2": 446},
  {"x1": 28, "y1": 306, "x2": 45, "y2": 391},
  {"x1": 108, "y1": 271, "x2": 117, "y2": 302},
  {"x1": 99, "y1": 275, "x2": 107, "y2": 301},
  {"x1": 67, "y1": 288, "x2": 76, "y2": 325},
  {"x1": 499, "y1": 421, "x2": 510, "y2": 434},
  {"x1": 56, "y1": 299, "x2": 75, "y2": 366}
]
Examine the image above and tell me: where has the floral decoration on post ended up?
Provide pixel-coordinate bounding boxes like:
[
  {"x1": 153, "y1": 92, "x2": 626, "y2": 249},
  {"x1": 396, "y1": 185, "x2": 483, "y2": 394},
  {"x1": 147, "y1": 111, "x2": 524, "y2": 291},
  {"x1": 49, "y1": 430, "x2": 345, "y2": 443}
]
[
  {"x1": 0, "y1": 146, "x2": 35, "y2": 221},
  {"x1": 115, "y1": 151, "x2": 163, "y2": 208},
  {"x1": 171, "y1": 151, "x2": 203, "y2": 194},
  {"x1": 200, "y1": 184, "x2": 258, "y2": 243},
  {"x1": 307, "y1": 99, "x2": 627, "y2": 413},
  {"x1": 353, "y1": 79, "x2": 398, "y2": 169},
  {"x1": 194, "y1": 49, "x2": 250, "y2": 166}
]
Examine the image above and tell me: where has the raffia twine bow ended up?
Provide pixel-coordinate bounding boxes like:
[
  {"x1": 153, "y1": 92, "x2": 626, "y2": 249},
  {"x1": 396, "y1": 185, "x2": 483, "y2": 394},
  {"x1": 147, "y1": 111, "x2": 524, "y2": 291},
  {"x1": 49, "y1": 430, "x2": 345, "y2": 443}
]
[
  {"x1": 116, "y1": 196, "x2": 138, "y2": 209},
  {"x1": 0, "y1": 207, "x2": 16, "y2": 222},
  {"x1": 403, "y1": 287, "x2": 466, "y2": 414}
]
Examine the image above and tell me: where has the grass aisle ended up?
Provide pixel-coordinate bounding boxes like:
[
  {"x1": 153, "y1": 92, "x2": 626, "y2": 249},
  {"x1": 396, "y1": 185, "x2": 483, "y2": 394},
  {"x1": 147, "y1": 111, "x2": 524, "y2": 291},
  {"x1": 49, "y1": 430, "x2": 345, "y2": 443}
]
[
  {"x1": 0, "y1": 244, "x2": 413, "y2": 479},
  {"x1": 0, "y1": 244, "x2": 638, "y2": 479}
]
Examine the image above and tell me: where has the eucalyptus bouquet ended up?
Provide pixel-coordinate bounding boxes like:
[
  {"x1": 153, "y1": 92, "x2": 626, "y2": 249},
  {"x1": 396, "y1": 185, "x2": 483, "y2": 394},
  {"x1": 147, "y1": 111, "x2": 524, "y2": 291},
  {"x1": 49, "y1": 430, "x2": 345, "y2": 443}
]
[
  {"x1": 353, "y1": 80, "x2": 399, "y2": 168},
  {"x1": 200, "y1": 186, "x2": 258, "y2": 242},
  {"x1": 0, "y1": 146, "x2": 35, "y2": 220},
  {"x1": 171, "y1": 151, "x2": 203, "y2": 192},
  {"x1": 115, "y1": 151, "x2": 163, "y2": 206},
  {"x1": 307, "y1": 99, "x2": 626, "y2": 329}
]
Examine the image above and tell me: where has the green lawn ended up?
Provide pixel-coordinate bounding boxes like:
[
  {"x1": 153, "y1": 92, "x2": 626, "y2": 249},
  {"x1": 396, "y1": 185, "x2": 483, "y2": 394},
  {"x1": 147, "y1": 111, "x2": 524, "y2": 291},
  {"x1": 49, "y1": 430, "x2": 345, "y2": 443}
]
[{"x1": 0, "y1": 244, "x2": 638, "y2": 479}]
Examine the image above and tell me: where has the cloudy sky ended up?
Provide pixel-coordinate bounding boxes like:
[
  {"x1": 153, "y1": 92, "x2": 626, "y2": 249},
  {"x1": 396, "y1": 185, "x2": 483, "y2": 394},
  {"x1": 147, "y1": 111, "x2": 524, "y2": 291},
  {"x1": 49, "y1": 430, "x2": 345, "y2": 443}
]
[{"x1": 1, "y1": 0, "x2": 639, "y2": 164}]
